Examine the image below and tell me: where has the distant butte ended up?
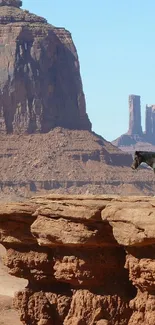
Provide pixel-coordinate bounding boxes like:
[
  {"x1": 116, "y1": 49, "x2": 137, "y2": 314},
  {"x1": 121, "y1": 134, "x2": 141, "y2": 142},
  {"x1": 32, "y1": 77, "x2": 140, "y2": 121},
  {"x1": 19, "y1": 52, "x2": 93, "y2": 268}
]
[{"x1": 112, "y1": 94, "x2": 155, "y2": 152}]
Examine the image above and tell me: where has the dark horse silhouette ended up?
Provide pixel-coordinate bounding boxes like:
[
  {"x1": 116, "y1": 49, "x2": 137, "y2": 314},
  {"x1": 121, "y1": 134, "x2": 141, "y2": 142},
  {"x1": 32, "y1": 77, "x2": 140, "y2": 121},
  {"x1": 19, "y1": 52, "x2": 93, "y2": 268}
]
[{"x1": 131, "y1": 151, "x2": 155, "y2": 173}]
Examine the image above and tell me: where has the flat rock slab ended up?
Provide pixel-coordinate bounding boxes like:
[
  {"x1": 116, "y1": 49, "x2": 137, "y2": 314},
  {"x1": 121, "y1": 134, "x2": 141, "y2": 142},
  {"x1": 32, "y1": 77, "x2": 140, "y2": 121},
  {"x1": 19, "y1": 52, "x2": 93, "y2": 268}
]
[{"x1": 102, "y1": 198, "x2": 155, "y2": 246}]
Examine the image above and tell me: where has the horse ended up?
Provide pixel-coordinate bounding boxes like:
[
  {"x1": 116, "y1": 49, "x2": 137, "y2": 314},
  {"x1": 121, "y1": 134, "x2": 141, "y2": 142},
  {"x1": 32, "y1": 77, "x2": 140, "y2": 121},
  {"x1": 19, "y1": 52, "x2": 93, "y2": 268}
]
[{"x1": 131, "y1": 151, "x2": 155, "y2": 173}]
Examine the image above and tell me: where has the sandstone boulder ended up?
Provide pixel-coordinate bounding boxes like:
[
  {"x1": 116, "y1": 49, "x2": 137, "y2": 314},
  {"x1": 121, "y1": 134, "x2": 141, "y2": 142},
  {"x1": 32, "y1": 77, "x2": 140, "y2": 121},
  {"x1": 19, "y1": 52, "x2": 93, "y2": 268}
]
[{"x1": 101, "y1": 198, "x2": 155, "y2": 246}]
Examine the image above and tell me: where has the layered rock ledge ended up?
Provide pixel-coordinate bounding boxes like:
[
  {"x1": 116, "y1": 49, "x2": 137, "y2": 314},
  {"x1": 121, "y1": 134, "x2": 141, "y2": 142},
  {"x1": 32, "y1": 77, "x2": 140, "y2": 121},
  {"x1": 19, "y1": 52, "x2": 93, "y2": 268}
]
[{"x1": 1, "y1": 194, "x2": 155, "y2": 324}]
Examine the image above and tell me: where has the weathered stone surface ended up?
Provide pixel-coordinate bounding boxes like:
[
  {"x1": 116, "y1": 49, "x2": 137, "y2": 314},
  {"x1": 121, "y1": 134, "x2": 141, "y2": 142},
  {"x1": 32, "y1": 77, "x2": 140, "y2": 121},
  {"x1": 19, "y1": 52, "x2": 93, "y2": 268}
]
[
  {"x1": 0, "y1": 1, "x2": 91, "y2": 134},
  {"x1": 101, "y1": 198, "x2": 155, "y2": 246},
  {"x1": 32, "y1": 198, "x2": 109, "y2": 221},
  {"x1": 0, "y1": 0, "x2": 22, "y2": 7},
  {"x1": 126, "y1": 253, "x2": 155, "y2": 292},
  {"x1": 1, "y1": 194, "x2": 155, "y2": 324},
  {"x1": 14, "y1": 289, "x2": 72, "y2": 325},
  {"x1": 128, "y1": 291, "x2": 155, "y2": 325},
  {"x1": 13, "y1": 288, "x2": 132, "y2": 325},
  {"x1": 5, "y1": 246, "x2": 126, "y2": 287},
  {"x1": 31, "y1": 215, "x2": 115, "y2": 247},
  {"x1": 5, "y1": 248, "x2": 55, "y2": 283},
  {"x1": 63, "y1": 289, "x2": 131, "y2": 325},
  {"x1": 52, "y1": 247, "x2": 127, "y2": 287},
  {"x1": 0, "y1": 6, "x2": 47, "y2": 24},
  {"x1": 30, "y1": 195, "x2": 119, "y2": 247},
  {"x1": 0, "y1": 202, "x2": 37, "y2": 244}
]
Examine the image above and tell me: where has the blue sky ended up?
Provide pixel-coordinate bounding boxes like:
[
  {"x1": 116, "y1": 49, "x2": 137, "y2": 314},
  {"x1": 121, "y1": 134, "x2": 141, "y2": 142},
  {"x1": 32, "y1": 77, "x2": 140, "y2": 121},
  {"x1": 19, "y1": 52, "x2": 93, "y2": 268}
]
[{"x1": 22, "y1": 0, "x2": 155, "y2": 141}]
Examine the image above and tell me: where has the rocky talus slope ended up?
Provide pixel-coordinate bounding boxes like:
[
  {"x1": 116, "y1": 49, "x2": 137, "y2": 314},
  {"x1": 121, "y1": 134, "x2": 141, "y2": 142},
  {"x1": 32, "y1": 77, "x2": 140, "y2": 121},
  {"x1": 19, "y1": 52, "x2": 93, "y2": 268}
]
[
  {"x1": 0, "y1": 194, "x2": 155, "y2": 324},
  {"x1": 1, "y1": 128, "x2": 155, "y2": 200}
]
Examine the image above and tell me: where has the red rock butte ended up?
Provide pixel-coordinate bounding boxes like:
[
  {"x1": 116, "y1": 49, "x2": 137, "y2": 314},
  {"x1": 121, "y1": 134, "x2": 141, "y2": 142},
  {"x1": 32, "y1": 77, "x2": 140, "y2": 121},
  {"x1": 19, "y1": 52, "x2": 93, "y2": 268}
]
[{"x1": 0, "y1": 0, "x2": 91, "y2": 133}]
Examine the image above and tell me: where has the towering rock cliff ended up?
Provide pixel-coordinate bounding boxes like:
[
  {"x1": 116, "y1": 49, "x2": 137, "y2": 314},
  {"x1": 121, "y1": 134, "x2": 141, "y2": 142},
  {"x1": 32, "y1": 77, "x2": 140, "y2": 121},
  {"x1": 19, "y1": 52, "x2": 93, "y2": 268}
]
[{"x1": 0, "y1": 0, "x2": 91, "y2": 133}]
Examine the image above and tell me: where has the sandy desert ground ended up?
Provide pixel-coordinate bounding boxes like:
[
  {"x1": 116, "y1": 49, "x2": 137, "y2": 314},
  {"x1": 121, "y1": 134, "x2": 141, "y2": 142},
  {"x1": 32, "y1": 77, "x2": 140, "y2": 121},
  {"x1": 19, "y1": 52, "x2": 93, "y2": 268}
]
[{"x1": 0, "y1": 244, "x2": 27, "y2": 325}]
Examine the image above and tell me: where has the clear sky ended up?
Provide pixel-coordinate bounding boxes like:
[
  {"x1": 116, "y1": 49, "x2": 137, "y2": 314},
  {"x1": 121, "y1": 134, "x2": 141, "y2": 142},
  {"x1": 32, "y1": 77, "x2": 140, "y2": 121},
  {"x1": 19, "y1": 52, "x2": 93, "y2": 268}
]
[{"x1": 22, "y1": 0, "x2": 155, "y2": 141}]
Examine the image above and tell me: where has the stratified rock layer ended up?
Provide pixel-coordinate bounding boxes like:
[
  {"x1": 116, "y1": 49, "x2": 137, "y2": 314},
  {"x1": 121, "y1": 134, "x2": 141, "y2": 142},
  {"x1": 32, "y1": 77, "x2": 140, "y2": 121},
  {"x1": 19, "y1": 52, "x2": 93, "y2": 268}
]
[
  {"x1": 0, "y1": 1, "x2": 91, "y2": 133},
  {"x1": 1, "y1": 194, "x2": 155, "y2": 324}
]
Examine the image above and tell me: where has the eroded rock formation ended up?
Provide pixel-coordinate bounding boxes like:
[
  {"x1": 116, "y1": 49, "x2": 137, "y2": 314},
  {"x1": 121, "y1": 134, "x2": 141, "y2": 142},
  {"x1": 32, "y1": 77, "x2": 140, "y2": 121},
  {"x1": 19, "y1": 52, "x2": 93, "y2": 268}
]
[
  {"x1": 113, "y1": 95, "x2": 155, "y2": 149},
  {"x1": 0, "y1": 0, "x2": 91, "y2": 133},
  {"x1": 128, "y1": 95, "x2": 143, "y2": 136},
  {"x1": 1, "y1": 194, "x2": 155, "y2": 324}
]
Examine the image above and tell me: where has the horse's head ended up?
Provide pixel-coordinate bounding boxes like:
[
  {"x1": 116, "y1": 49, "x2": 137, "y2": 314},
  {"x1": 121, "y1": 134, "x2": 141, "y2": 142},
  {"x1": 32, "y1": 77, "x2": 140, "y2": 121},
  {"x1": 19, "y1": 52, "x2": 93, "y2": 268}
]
[{"x1": 131, "y1": 151, "x2": 143, "y2": 170}]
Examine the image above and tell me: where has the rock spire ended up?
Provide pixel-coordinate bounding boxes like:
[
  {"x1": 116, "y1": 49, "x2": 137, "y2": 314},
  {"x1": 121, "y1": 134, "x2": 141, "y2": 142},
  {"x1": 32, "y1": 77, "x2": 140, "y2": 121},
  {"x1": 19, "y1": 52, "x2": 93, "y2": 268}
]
[{"x1": 128, "y1": 94, "x2": 143, "y2": 136}]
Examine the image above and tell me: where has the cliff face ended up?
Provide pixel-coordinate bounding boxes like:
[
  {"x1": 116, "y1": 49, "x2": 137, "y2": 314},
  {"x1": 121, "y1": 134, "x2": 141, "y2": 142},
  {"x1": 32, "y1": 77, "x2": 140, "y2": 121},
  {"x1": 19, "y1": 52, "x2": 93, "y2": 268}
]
[
  {"x1": 1, "y1": 194, "x2": 155, "y2": 324},
  {"x1": 0, "y1": 0, "x2": 91, "y2": 133}
]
